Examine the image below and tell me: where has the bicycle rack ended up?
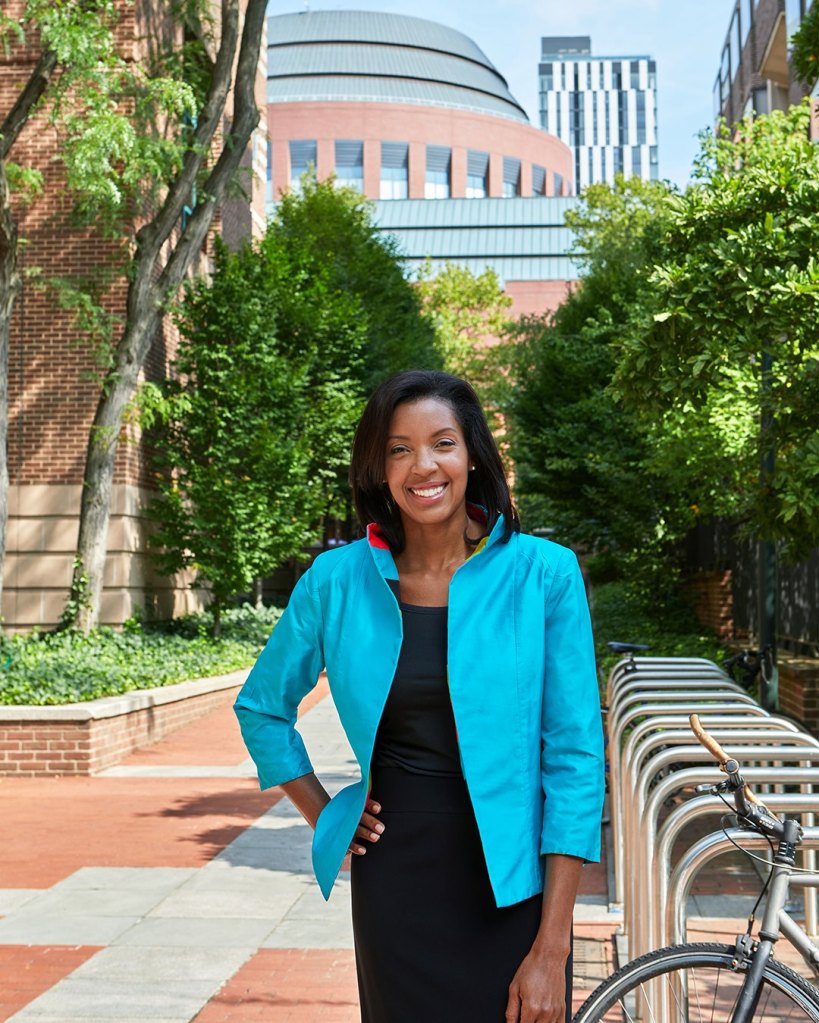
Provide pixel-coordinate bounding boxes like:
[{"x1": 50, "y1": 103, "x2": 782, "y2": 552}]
[
  {"x1": 609, "y1": 696, "x2": 764, "y2": 902},
  {"x1": 624, "y1": 742, "x2": 819, "y2": 955},
  {"x1": 645, "y1": 788, "x2": 819, "y2": 962}
]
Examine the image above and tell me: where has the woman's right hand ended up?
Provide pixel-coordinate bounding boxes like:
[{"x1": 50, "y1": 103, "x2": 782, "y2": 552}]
[{"x1": 348, "y1": 797, "x2": 385, "y2": 856}]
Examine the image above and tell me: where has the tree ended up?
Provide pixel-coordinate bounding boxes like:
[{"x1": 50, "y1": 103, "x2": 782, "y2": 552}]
[
  {"x1": 505, "y1": 177, "x2": 677, "y2": 576},
  {"x1": 416, "y1": 260, "x2": 512, "y2": 375},
  {"x1": 614, "y1": 104, "x2": 819, "y2": 559},
  {"x1": 0, "y1": 0, "x2": 197, "y2": 619},
  {"x1": 147, "y1": 178, "x2": 438, "y2": 624},
  {"x1": 146, "y1": 236, "x2": 365, "y2": 634},
  {"x1": 68, "y1": 0, "x2": 268, "y2": 631}
]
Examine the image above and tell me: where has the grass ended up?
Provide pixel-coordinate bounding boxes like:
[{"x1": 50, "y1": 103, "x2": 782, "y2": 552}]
[{"x1": 0, "y1": 604, "x2": 281, "y2": 706}]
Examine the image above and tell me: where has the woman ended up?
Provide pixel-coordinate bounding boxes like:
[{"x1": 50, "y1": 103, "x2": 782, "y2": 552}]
[{"x1": 234, "y1": 370, "x2": 604, "y2": 1023}]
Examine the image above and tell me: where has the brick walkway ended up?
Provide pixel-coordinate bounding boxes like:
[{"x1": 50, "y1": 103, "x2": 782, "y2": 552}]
[{"x1": 0, "y1": 680, "x2": 776, "y2": 1022}]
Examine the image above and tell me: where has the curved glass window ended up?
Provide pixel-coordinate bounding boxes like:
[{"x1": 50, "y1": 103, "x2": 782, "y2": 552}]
[
  {"x1": 531, "y1": 164, "x2": 546, "y2": 196},
  {"x1": 381, "y1": 142, "x2": 408, "y2": 199},
  {"x1": 466, "y1": 150, "x2": 489, "y2": 198},
  {"x1": 425, "y1": 145, "x2": 451, "y2": 199},
  {"x1": 335, "y1": 140, "x2": 363, "y2": 192},
  {"x1": 502, "y1": 156, "x2": 520, "y2": 197},
  {"x1": 289, "y1": 139, "x2": 316, "y2": 192}
]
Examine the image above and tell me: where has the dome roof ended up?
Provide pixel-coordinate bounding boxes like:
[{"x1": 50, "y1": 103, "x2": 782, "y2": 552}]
[{"x1": 267, "y1": 10, "x2": 529, "y2": 123}]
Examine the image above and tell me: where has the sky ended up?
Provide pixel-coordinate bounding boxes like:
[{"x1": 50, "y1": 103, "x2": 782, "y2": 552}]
[{"x1": 269, "y1": 0, "x2": 735, "y2": 188}]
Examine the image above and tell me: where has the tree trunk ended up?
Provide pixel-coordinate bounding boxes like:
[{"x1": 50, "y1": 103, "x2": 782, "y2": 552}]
[
  {"x1": 0, "y1": 164, "x2": 21, "y2": 624},
  {"x1": 71, "y1": 0, "x2": 267, "y2": 632}
]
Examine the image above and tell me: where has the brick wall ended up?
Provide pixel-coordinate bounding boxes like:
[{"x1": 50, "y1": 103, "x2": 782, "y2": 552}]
[
  {"x1": 0, "y1": 677, "x2": 243, "y2": 776},
  {"x1": 685, "y1": 570, "x2": 735, "y2": 640},
  {"x1": 779, "y1": 659, "x2": 819, "y2": 733},
  {"x1": 2, "y1": 1, "x2": 268, "y2": 629}
]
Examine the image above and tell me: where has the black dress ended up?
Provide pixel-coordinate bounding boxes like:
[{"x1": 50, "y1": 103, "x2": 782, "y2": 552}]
[{"x1": 350, "y1": 586, "x2": 573, "y2": 1023}]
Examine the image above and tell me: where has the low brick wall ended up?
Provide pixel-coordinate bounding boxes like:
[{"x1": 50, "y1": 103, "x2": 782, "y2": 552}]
[
  {"x1": 685, "y1": 569, "x2": 734, "y2": 640},
  {"x1": 779, "y1": 658, "x2": 819, "y2": 735},
  {"x1": 0, "y1": 671, "x2": 247, "y2": 776}
]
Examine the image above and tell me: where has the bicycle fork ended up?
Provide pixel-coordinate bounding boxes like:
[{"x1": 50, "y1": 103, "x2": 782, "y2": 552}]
[{"x1": 731, "y1": 821, "x2": 800, "y2": 1023}]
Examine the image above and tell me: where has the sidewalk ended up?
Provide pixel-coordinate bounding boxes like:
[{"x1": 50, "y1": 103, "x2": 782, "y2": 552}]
[{"x1": 0, "y1": 683, "x2": 762, "y2": 1022}]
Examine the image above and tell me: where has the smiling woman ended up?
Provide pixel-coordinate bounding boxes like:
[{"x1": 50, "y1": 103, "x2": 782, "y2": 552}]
[{"x1": 234, "y1": 370, "x2": 605, "y2": 1023}]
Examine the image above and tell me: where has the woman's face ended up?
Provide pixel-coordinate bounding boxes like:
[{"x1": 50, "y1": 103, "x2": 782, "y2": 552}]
[{"x1": 384, "y1": 397, "x2": 471, "y2": 529}]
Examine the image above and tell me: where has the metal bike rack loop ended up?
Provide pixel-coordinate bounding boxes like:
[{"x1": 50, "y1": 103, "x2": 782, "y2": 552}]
[{"x1": 625, "y1": 743, "x2": 819, "y2": 947}]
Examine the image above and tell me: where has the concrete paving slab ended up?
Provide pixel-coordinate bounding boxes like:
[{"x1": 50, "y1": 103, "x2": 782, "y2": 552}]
[
  {"x1": 147, "y1": 880, "x2": 304, "y2": 920},
  {"x1": 0, "y1": 889, "x2": 40, "y2": 915},
  {"x1": 69, "y1": 945, "x2": 253, "y2": 982},
  {"x1": 53, "y1": 867, "x2": 196, "y2": 893},
  {"x1": 16, "y1": 885, "x2": 170, "y2": 919},
  {"x1": 8, "y1": 977, "x2": 219, "y2": 1018},
  {"x1": 112, "y1": 916, "x2": 275, "y2": 948},
  {"x1": 0, "y1": 913, "x2": 138, "y2": 945},
  {"x1": 262, "y1": 915, "x2": 354, "y2": 949}
]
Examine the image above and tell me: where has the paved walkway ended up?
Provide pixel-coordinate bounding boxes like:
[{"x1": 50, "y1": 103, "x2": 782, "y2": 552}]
[{"x1": 0, "y1": 683, "x2": 777, "y2": 1022}]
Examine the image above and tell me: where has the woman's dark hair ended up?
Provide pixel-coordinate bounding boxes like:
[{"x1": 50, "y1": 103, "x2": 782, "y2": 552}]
[{"x1": 349, "y1": 370, "x2": 519, "y2": 552}]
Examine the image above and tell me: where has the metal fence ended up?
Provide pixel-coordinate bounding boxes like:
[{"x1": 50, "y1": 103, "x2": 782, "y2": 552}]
[{"x1": 685, "y1": 520, "x2": 819, "y2": 657}]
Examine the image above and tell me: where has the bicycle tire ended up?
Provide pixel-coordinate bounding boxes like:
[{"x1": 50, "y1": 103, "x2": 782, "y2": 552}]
[{"x1": 572, "y1": 942, "x2": 819, "y2": 1022}]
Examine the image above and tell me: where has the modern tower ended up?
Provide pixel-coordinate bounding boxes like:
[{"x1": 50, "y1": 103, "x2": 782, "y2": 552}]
[{"x1": 538, "y1": 36, "x2": 659, "y2": 192}]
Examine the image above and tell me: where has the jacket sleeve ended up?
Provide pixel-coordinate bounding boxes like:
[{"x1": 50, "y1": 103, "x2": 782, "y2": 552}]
[
  {"x1": 540, "y1": 548, "x2": 605, "y2": 862},
  {"x1": 233, "y1": 566, "x2": 325, "y2": 790}
]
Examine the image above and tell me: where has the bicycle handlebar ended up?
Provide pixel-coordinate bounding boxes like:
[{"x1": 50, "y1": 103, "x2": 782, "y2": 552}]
[{"x1": 689, "y1": 713, "x2": 781, "y2": 829}]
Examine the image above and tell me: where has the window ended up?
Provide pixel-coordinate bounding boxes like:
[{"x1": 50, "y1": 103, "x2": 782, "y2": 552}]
[
  {"x1": 425, "y1": 145, "x2": 451, "y2": 198},
  {"x1": 613, "y1": 147, "x2": 624, "y2": 176},
  {"x1": 531, "y1": 164, "x2": 546, "y2": 196},
  {"x1": 380, "y1": 142, "x2": 408, "y2": 199},
  {"x1": 612, "y1": 61, "x2": 622, "y2": 90},
  {"x1": 605, "y1": 93, "x2": 612, "y2": 144},
  {"x1": 713, "y1": 73, "x2": 722, "y2": 120},
  {"x1": 266, "y1": 139, "x2": 273, "y2": 204},
  {"x1": 650, "y1": 146, "x2": 659, "y2": 180},
  {"x1": 630, "y1": 60, "x2": 640, "y2": 89},
  {"x1": 636, "y1": 92, "x2": 647, "y2": 145},
  {"x1": 289, "y1": 139, "x2": 316, "y2": 191},
  {"x1": 618, "y1": 91, "x2": 629, "y2": 145},
  {"x1": 466, "y1": 150, "x2": 489, "y2": 198},
  {"x1": 335, "y1": 140, "x2": 363, "y2": 191},
  {"x1": 741, "y1": 0, "x2": 753, "y2": 43},
  {"x1": 648, "y1": 60, "x2": 657, "y2": 92},
  {"x1": 599, "y1": 62, "x2": 606, "y2": 89},
  {"x1": 720, "y1": 45, "x2": 731, "y2": 103},
  {"x1": 502, "y1": 156, "x2": 521, "y2": 197},
  {"x1": 541, "y1": 62, "x2": 554, "y2": 89},
  {"x1": 554, "y1": 172, "x2": 564, "y2": 196},
  {"x1": 786, "y1": 0, "x2": 802, "y2": 38},
  {"x1": 729, "y1": 9, "x2": 741, "y2": 78}
]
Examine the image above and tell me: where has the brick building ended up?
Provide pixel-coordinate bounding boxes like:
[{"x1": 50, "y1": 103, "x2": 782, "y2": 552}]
[
  {"x1": 265, "y1": 10, "x2": 580, "y2": 319},
  {"x1": 2, "y1": 2, "x2": 267, "y2": 630},
  {"x1": 714, "y1": 0, "x2": 819, "y2": 133}
]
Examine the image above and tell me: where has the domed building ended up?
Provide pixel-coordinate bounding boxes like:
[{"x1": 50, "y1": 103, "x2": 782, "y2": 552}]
[{"x1": 266, "y1": 10, "x2": 579, "y2": 315}]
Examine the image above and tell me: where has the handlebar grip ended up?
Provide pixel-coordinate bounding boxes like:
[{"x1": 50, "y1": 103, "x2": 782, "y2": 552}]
[
  {"x1": 689, "y1": 713, "x2": 763, "y2": 808},
  {"x1": 689, "y1": 713, "x2": 734, "y2": 766}
]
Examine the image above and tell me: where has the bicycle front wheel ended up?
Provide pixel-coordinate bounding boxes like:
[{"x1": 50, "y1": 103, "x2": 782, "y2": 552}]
[{"x1": 573, "y1": 942, "x2": 819, "y2": 1022}]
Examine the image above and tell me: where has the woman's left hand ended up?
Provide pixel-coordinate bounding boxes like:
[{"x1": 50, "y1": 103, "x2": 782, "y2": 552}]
[{"x1": 505, "y1": 946, "x2": 568, "y2": 1023}]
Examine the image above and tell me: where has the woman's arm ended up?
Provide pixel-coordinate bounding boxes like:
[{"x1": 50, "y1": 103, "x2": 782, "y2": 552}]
[
  {"x1": 281, "y1": 773, "x2": 384, "y2": 855},
  {"x1": 505, "y1": 854, "x2": 582, "y2": 1023}
]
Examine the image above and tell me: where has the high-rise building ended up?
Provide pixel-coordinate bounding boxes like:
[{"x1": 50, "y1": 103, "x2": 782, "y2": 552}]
[
  {"x1": 538, "y1": 36, "x2": 659, "y2": 192},
  {"x1": 713, "y1": 0, "x2": 818, "y2": 139}
]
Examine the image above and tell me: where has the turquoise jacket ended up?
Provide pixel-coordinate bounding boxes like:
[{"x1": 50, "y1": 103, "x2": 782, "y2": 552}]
[{"x1": 234, "y1": 512, "x2": 605, "y2": 908}]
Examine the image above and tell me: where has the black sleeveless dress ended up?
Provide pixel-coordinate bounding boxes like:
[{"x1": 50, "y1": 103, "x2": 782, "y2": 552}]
[{"x1": 350, "y1": 585, "x2": 573, "y2": 1023}]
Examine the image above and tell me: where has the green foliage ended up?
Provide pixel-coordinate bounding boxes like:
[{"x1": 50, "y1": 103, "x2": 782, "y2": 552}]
[
  {"x1": 504, "y1": 177, "x2": 678, "y2": 574},
  {"x1": 272, "y1": 176, "x2": 441, "y2": 394},
  {"x1": 790, "y1": 2, "x2": 819, "y2": 85},
  {"x1": 0, "y1": 604, "x2": 280, "y2": 706},
  {"x1": 591, "y1": 580, "x2": 725, "y2": 688},
  {"x1": 615, "y1": 105, "x2": 819, "y2": 558},
  {"x1": 148, "y1": 178, "x2": 437, "y2": 619},
  {"x1": 5, "y1": 1, "x2": 202, "y2": 226},
  {"x1": 416, "y1": 260, "x2": 512, "y2": 376}
]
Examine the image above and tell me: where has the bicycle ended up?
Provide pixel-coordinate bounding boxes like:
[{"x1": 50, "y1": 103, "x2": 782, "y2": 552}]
[
  {"x1": 724, "y1": 645, "x2": 774, "y2": 699},
  {"x1": 573, "y1": 714, "x2": 819, "y2": 1022}
]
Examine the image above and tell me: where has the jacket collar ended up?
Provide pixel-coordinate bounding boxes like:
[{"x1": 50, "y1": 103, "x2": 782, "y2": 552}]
[{"x1": 365, "y1": 503, "x2": 506, "y2": 580}]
